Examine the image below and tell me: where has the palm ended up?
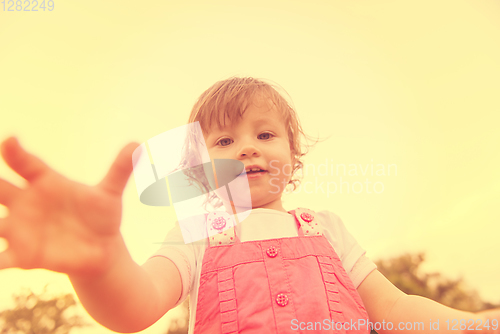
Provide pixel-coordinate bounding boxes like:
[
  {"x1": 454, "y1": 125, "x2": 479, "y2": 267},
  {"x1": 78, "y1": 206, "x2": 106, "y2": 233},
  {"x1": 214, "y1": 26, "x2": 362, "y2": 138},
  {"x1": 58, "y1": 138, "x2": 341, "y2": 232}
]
[
  {"x1": 6, "y1": 172, "x2": 120, "y2": 273},
  {"x1": 0, "y1": 138, "x2": 139, "y2": 276}
]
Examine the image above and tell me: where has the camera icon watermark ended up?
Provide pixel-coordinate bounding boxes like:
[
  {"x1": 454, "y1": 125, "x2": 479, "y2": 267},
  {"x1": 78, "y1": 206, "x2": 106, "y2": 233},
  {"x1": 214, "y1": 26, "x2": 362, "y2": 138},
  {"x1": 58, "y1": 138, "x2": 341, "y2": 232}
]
[{"x1": 132, "y1": 122, "x2": 252, "y2": 244}]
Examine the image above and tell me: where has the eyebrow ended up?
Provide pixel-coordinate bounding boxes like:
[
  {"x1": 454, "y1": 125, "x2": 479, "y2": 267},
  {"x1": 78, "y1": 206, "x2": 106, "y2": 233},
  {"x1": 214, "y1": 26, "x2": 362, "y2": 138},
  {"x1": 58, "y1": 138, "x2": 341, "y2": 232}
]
[
  {"x1": 251, "y1": 118, "x2": 280, "y2": 127},
  {"x1": 206, "y1": 116, "x2": 281, "y2": 142}
]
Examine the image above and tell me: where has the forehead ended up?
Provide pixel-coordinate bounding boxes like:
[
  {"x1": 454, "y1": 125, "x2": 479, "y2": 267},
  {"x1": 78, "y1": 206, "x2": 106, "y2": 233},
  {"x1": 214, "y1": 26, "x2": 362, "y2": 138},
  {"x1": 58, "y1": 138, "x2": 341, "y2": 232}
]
[
  {"x1": 204, "y1": 97, "x2": 286, "y2": 135},
  {"x1": 236, "y1": 102, "x2": 283, "y2": 125}
]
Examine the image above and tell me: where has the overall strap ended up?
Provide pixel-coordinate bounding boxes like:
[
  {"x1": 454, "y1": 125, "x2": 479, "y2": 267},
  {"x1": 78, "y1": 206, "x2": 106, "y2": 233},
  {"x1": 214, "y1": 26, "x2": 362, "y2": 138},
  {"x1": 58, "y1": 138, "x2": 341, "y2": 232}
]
[
  {"x1": 206, "y1": 211, "x2": 238, "y2": 247},
  {"x1": 206, "y1": 208, "x2": 323, "y2": 247},
  {"x1": 288, "y1": 207, "x2": 324, "y2": 237}
]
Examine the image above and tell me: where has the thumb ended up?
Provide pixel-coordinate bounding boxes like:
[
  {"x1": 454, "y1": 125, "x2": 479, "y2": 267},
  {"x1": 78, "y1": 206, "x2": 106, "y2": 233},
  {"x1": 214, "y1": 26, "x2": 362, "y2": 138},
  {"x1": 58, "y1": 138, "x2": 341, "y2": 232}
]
[{"x1": 98, "y1": 142, "x2": 141, "y2": 196}]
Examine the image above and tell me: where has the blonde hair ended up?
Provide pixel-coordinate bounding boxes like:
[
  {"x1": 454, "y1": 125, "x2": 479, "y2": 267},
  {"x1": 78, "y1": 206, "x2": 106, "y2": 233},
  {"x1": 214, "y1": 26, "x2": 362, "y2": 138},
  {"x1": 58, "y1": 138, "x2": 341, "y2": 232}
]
[{"x1": 180, "y1": 77, "x2": 319, "y2": 209}]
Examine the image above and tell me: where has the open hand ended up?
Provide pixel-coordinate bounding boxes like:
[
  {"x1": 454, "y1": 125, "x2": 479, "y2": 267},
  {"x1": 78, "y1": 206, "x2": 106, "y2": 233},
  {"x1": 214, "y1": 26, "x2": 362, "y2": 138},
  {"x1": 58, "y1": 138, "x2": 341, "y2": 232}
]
[{"x1": 0, "y1": 137, "x2": 140, "y2": 277}]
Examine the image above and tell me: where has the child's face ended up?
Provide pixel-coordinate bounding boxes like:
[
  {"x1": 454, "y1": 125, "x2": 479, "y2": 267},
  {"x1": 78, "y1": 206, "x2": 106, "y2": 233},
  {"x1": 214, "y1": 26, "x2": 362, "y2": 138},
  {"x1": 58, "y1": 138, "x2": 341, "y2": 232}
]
[{"x1": 203, "y1": 100, "x2": 293, "y2": 211}]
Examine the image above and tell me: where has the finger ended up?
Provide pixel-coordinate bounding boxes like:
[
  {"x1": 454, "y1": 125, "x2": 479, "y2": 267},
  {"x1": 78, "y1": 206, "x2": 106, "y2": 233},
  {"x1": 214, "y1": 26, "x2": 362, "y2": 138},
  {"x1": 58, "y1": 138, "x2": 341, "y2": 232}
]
[
  {"x1": 0, "y1": 248, "x2": 16, "y2": 269},
  {"x1": 98, "y1": 142, "x2": 141, "y2": 196},
  {"x1": 1, "y1": 137, "x2": 50, "y2": 183},
  {"x1": 0, "y1": 178, "x2": 22, "y2": 206}
]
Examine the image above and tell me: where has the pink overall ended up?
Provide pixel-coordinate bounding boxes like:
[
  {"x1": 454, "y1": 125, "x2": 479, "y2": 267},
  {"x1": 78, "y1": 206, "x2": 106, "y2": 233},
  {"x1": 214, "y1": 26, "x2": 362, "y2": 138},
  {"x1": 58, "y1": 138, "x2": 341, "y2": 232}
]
[{"x1": 193, "y1": 208, "x2": 370, "y2": 333}]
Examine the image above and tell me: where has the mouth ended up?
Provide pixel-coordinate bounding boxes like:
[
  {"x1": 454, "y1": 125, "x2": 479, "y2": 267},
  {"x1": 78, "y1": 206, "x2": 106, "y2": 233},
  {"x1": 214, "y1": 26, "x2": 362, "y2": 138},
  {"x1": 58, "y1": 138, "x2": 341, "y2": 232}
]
[
  {"x1": 244, "y1": 165, "x2": 268, "y2": 174},
  {"x1": 241, "y1": 165, "x2": 268, "y2": 179},
  {"x1": 246, "y1": 171, "x2": 267, "y2": 180}
]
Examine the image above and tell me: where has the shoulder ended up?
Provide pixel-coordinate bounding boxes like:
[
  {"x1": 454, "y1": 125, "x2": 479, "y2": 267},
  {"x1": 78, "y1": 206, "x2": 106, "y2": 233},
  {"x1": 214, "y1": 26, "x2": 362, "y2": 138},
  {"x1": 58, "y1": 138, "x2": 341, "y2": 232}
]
[
  {"x1": 292, "y1": 208, "x2": 342, "y2": 224},
  {"x1": 309, "y1": 209, "x2": 377, "y2": 287},
  {"x1": 291, "y1": 208, "x2": 352, "y2": 251},
  {"x1": 313, "y1": 210, "x2": 350, "y2": 235},
  {"x1": 301, "y1": 209, "x2": 364, "y2": 262},
  {"x1": 291, "y1": 208, "x2": 348, "y2": 235},
  {"x1": 316, "y1": 210, "x2": 342, "y2": 223},
  {"x1": 313, "y1": 210, "x2": 363, "y2": 252},
  {"x1": 150, "y1": 220, "x2": 208, "y2": 273}
]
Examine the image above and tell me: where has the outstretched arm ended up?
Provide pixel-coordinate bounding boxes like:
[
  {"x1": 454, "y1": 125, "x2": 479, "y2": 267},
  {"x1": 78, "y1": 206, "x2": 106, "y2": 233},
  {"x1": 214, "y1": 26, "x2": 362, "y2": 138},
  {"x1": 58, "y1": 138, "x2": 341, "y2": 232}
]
[
  {"x1": 358, "y1": 270, "x2": 500, "y2": 334},
  {"x1": 0, "y1": 137, "x2": 182, "y2": 333}
]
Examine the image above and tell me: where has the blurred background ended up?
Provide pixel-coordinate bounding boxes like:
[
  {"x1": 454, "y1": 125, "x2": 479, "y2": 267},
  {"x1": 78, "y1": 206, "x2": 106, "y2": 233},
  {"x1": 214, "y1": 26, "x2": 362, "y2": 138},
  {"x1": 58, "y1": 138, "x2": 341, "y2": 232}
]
[{"x1": 1, "y1": 0, "x2": 499, "y2": 333}]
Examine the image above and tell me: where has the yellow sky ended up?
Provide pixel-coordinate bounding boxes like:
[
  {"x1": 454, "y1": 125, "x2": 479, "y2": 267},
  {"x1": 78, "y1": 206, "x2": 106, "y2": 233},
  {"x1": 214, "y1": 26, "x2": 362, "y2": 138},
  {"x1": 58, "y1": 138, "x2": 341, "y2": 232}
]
[{"x1": 1, "y1": 0, "x2": 499, "y2": 332}]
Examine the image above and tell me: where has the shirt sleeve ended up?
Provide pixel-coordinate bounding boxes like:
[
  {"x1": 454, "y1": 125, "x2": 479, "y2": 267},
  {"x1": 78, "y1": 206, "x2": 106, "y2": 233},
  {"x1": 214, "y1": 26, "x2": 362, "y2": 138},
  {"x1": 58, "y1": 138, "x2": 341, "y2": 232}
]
[
  {"x1": 349, "y1": 254, "x2": 377, "y2": 288},
  {"x1": 318, "y1": 211, "x2": 377, "y2": 288},
  {"x1": 146, "y1": 221, "x2": 198, "y2": 307}
]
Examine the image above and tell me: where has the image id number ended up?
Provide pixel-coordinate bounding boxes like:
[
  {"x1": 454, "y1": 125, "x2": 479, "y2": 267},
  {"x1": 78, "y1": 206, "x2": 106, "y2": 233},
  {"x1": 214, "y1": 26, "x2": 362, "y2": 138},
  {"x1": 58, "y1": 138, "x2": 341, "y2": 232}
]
[
  {"x1": 2, "y1": 0, "x2": 54, "y2": 11},
  {"x1": 446, "y1": 319, "x2": 499, "y2": 331}
]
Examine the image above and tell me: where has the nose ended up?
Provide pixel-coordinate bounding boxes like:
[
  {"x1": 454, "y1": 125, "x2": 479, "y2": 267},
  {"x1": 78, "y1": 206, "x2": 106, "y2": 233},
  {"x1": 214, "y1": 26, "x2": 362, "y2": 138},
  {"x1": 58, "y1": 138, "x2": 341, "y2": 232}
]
[{"x1": 237, "y1": 137, "x2": 261, "y2": 159}]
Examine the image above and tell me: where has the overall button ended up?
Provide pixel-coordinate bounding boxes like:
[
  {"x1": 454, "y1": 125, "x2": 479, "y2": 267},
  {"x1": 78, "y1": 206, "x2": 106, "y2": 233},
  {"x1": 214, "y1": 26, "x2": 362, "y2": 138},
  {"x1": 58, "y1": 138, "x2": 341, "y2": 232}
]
[
  {"x1": 211, "y1": 217, "x2": 226, "y2": 230},
  {"x1": 276, "y1": 293, "x2": 289, "y2": 307},
  {"x1": 300, "y1": 212, "x2": 314, "y2": 222},
  {"x1": 266, "y1": 246, "x2": 278, "y2": 258}
]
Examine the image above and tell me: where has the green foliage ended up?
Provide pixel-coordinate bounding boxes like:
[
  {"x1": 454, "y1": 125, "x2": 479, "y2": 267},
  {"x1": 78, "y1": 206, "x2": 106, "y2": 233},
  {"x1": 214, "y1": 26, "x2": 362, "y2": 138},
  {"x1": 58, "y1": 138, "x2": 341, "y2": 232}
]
[
  {"x1": 375, "y1": 252, "x2": 499, "y2": 312},
  {"x1": 0, "y1": 287, "x2": 89, "y2": 334},
  {"x1": 371, "y1": 252, "x2": 500, "y2": 334}
]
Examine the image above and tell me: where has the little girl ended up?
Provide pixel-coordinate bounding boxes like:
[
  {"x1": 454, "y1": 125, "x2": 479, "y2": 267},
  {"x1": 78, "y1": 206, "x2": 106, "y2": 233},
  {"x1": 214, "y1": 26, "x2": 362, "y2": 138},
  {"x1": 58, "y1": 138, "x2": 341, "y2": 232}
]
[{"x1": 0, "y1": 77, "x2": 498, "y2": 334}]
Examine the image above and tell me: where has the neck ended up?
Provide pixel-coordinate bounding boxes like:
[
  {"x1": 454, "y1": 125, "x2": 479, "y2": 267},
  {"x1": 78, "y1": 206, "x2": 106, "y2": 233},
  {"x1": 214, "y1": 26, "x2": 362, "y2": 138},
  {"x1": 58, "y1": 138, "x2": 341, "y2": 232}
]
[
  {"x1": 223, "y1": 198, "x2": 288, "y2": 214},
  {"x1": 254, "y1": 200, "x2": 288, "y2": 213}
]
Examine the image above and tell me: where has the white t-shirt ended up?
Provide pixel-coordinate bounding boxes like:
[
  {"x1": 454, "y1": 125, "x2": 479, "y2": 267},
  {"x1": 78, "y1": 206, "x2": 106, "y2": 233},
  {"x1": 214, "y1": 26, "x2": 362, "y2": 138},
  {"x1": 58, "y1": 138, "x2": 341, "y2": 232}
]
[{"x1": 148, "y1": 208, "x2": 376, "y2": 333}]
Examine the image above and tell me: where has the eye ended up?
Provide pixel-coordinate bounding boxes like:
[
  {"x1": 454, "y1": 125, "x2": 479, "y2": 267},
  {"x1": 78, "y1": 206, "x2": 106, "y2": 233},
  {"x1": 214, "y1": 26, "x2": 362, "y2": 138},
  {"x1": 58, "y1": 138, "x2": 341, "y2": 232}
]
[
  {"x1": 217, "y1": 137, "x2": 233, "y2": 147},
  {"x1": 258, "y1": 132, "x2": 274, "y2": 140}
]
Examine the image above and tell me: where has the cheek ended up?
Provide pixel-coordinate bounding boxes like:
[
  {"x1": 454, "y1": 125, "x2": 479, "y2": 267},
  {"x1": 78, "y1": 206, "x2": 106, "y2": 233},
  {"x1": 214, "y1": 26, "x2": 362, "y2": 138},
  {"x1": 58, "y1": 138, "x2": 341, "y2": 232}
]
[
  {"x1": 205, "y1": 150, "x2": 224, "y2": 164},
  {"x1": 206, "y1": 145, "x2": 235, "y2": 160},
  {"x1": 269, "y1": 158, "x2": 294, "y2": 178}
]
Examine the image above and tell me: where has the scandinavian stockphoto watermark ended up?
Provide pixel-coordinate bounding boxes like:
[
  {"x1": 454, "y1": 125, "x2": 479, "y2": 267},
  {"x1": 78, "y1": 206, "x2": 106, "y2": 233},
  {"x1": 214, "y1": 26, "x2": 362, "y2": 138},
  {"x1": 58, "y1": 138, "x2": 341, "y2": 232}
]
[{"x1": 269, "y1": 159, "x2": 398, "y2": 196}]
